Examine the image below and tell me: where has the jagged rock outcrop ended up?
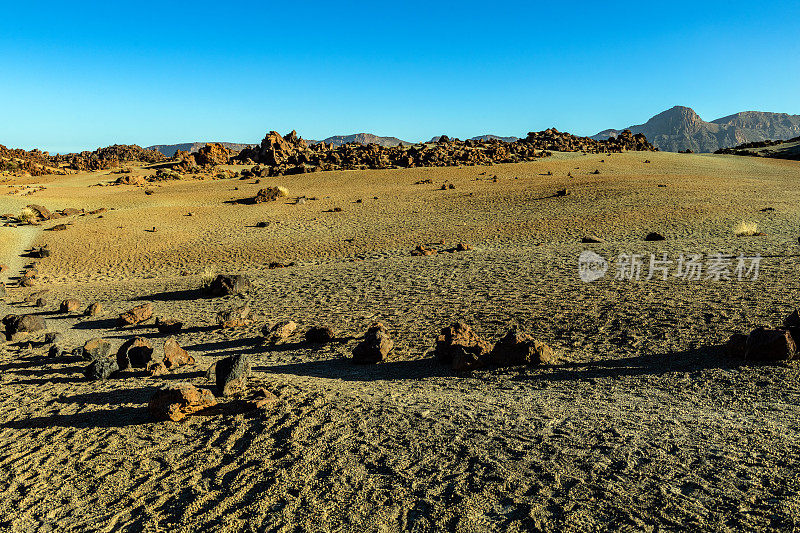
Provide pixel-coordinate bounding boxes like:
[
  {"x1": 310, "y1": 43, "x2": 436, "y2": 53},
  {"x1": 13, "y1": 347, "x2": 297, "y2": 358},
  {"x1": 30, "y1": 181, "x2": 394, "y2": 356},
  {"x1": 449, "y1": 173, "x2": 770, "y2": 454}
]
[{"x1": 235, "y1": 128, "x2": 654, "y2": 177}]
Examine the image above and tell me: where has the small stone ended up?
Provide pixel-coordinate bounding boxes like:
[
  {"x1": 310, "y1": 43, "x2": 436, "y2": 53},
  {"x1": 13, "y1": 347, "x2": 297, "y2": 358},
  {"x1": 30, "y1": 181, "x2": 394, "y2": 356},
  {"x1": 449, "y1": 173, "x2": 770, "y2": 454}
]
[
  {"x1": 644, "y1": 232, "x2": 665, "y2": 241},
  {"x1": 59, "y1": 299, "x2": 81, "y2": 313},
  {"x1": 216, "y1": 305, "x2": 252, "y2": 328},
  {"x1": 84, "y1": 302, "x2": 103, "y2": 317},
  {"x1": 434, "y1": 322, "x2": 492, "y2": 371},
  {"x1": 490, "y1": 327, "x2": 555, "y2": 366}
]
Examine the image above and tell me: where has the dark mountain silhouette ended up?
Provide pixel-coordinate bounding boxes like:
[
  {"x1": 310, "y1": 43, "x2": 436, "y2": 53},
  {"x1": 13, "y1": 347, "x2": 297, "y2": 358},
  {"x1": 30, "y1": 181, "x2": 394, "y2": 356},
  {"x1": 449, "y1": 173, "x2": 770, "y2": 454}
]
[{"x1": 593, "y1": 106, "x2": 800, "y2": 153}]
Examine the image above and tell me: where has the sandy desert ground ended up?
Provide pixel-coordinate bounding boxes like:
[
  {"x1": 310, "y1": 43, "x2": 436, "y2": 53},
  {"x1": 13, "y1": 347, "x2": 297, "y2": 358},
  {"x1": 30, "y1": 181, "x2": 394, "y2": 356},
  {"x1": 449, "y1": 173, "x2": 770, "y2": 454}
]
[{"x1": 1, "y1": 151, "x2": 800, "y2": 531}]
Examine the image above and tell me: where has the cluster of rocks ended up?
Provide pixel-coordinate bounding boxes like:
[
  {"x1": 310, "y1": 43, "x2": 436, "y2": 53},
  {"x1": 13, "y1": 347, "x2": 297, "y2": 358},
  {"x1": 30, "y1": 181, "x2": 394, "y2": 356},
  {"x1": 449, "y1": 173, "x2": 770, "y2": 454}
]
[
  {"x1": 435, "y1": 323, "x2": 555, "y2": 371},
  {"x1": 52, "y1": 144, "x2": 166, "y2": 171},
  {"x1": 0, "y1": 145, "x2": 70, "y2": 177},
  {"x1": 229, "y1": 128, "x2": 656, "y2": 177},
  {"x1": 725, "y1": 310, "x2": 800, "y2": 362}
]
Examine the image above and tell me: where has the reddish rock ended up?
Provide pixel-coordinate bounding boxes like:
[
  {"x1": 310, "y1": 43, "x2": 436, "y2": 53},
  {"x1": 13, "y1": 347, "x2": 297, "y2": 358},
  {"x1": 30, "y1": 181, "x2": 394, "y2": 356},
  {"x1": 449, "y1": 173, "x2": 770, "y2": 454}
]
[
  {"x1": 490, "y1": 327, "x2": 555, "y2": 366},
  {"x1": 148, "y1": 384, "x2": 217, "y2": 422},
  {"x1": 118, "y1": 303, "x2": 153, "y2": 326},
  {"x1": 434, "y1": 322, "x2": 492, "y2": 371},
  {"x1": 82, "y1": 338, "x2": 112, "y2": 361},
  {"x1": 163, "y1": 337, "x2": 195, "y2": 369}
]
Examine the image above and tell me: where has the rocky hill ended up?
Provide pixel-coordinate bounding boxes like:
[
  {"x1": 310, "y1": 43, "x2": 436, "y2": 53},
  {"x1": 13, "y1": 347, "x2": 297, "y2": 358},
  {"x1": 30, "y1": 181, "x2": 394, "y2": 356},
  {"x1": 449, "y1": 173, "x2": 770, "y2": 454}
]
[
  {"x1": 715, "y1": 136, "x2": 800, "y2": 160},
  {"x1": 147, "y1": 142, "x2": 256, "y2": 157},
  {"x1": 593, "y1": 106, "x2": 800, "y2": 153}
]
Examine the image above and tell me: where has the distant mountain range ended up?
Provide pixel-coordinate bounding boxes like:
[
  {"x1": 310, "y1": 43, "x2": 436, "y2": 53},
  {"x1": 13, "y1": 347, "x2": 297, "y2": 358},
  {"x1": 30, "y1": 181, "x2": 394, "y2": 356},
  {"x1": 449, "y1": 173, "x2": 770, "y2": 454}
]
[
  {"x1": 312, "y1": 133, "x2": 411, "y2": 147},
  {"x1": 592, "y1": 106, "x2": 800, "y2": 153},
  {"x1": 427, "y1": 134, "x2": 520, "y2": 143},
  {"x1": 147, "y1": 142, "x2": 256, "y2": 157}
]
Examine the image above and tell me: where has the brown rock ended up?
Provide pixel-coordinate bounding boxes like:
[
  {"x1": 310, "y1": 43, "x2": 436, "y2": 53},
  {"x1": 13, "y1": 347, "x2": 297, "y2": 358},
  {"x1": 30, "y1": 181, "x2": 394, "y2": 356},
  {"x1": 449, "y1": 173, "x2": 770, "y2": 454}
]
[
  {"x1": 216, "y1": 304, "x2": 252, "y2": 328},
  {"x1": 163, "y1": 337, "x2": 195, "y2": 369},
  {"x1": 59, "y1": 299, "x2": 81, "y2": 313},
  {"x1": 434, "y1": 322, "x2": 492, "y2": 371},
  {"x1": 116, "y1": 337, "x2": 155, "y2": 369},
  {"x1": 156, "y1": 317, "x2": 183, "y2": 334},
  {"x1": 215, "y1": 354, "x2": 251, "y2": 396},
  {"x1": 411, "y1": 245, "x2": 437, "y2": 256},
  {"x1": 84, "y1": 302, "x2": 103, "y2": 316},
  {"x1": 490, "y1": 327, "x2": 555, "y2": 366},
  {"x1": 745, "y1": 328, "x2": 797, "y2": 362},
  {"x1": 352, "y1": 322, "x2": 393, "y2": 364},
  {"x1": 205, "y1": 274, "x2": 251, "y2": 297},
  {"x1": 118, "y1": 303, "x2": 153, "y2": 326},
  {"x1": 148, "y1": 383, "x2": 217, "y2": 422},
  {"x1": 724, "y1": 333, "x2": 748, "y2": 359},
  {"x1": 263, "y1": 320, "x2": 297, "y2": 343}
]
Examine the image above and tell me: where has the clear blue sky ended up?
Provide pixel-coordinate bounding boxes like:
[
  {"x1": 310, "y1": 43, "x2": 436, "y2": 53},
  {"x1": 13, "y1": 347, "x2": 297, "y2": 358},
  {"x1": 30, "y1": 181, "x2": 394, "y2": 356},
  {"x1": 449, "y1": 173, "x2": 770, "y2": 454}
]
[{"x1": 2, "y1": 1, "x2": 798, "y2": 153}]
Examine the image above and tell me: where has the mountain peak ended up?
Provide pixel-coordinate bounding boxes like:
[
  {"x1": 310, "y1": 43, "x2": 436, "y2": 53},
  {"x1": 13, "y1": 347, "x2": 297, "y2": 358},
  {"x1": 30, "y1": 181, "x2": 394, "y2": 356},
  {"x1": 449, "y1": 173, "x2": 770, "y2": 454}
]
[{"x1": 593, "y1": 106, "x2": 800, "y2": 152}]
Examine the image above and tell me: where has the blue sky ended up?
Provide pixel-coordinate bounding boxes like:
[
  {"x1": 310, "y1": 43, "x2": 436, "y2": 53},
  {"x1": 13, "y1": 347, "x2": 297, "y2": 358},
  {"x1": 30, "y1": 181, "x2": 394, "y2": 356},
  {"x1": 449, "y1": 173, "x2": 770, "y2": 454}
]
[{"x1": 2, "y1": 1, "x2": 798, "y2": 153}]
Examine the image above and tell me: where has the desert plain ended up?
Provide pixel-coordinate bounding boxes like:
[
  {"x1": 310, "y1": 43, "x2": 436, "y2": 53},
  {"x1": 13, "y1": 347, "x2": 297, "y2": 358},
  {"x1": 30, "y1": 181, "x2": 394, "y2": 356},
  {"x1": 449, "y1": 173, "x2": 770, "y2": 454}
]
[{"x1": 1, "y1": 150, "x2": 800, "y2": 531}]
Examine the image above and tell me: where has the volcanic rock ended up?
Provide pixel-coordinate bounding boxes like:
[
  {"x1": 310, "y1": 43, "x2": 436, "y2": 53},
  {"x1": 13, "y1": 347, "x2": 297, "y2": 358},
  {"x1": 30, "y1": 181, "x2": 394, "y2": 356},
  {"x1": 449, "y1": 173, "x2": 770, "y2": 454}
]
[
  {"x1": 163, "y1": 337, "x2": 194, "y2": 369},
  {"x1": 352, "y1": 322, "x2": 393, "y2": 364},
  {"x1": 744, "y1": 328, "x2": 797, "y2": 362},
  {"x1": 490, "y1": 327, "x2": 555, "y2": 366},
  {"x1": 206, "y1": 274, "x2": 252, "y2": 297},
  {"x1": 118, "y1": 303, "x2": 153, "y2": 326},
  {"x1": 148, "y1": 383, "x2": 217, "y2": 422},
  {"x1": 434, "y1": 322, "x2": 492, "y2": 371},
  {"x1": 59, "y1": 299, "x2": 81, "y2": 313},
  {"x1": 263, "y1": 320, "x2": 297, "y2": 343},
  {"x1": 215, "y1": 354, "x2": 251, "y2": 397},
  {"x1": 305, "y1": 326, "x2": 335, "y2": 344},
  {"x1": 116, "y1": 337, "x2": 155, "y2": 370}
]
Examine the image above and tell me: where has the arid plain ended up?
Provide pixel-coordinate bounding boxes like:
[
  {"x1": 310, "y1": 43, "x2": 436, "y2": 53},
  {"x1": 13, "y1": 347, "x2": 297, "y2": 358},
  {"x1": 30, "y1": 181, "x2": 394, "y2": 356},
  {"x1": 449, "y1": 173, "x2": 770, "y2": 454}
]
[{"x1": 2, "y1": 151, "x2": 800, "y2": 531}]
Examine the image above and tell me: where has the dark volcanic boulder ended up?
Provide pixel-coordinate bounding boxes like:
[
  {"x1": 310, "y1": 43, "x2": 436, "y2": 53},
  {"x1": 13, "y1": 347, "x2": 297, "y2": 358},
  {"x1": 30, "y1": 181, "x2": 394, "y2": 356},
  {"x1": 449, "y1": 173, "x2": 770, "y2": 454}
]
[
  {"x1": 434, "y1": 322, "x2": 492, "y2": 371},
  {"x1": 744, "y1": 328, "x2": 798, "y2": 362},
  {"x1": 116, "y1": 337, "x2": 156, "y2": 369},
  {"x1": 216, "y1": 304, "x2": 252, "y2": 328},
  {"x1": 206, "y1": 274, "x2": 252, "y2": 297},
  {"x1": 215, "y1": 354, "x2": 251, "y2": 396},
  {"x1": 156, "y1": 317, "x2": 183, "y2": 334},
  {"x1": 3, "y1": 314, "x2": 46, "y2": 340},
  {"x1": 305, "y1": 325, "x2": 335, "y2": 344},
  {"x1": 352, "y1": 322, "x2": 393, "y2": 364},
  {"x1": 490, "y1": 327, "x2": 555, "y2": 366},
  {"x1": 644, "y1": 232, "x2": 665, "y2": 241},
  {"x1": 84, "y1": 357, "x2": 119, "y2": 380},
  {"x1": 82, "y1": 338, "x2": 113, "y2": 361},
  {"x1": 724, "y1": 333, "x2": 748, "y2": 359},
  {"x1": 783, "y1": 309, "x2": 800, "y2": 341},
  {"x1": 149, "y1": 383, "x2": 217, "y2": 421}
]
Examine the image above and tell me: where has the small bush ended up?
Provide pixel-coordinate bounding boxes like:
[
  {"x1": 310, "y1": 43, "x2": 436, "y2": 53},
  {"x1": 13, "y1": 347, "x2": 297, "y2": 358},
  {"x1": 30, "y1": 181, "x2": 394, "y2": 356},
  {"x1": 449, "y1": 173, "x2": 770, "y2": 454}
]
[
  {"x1": 734, "y1": 221, "x2": 759, "y2": 236},
  {"x1": 200, "y1": 266, "x2": 216, "y2": 289},
  {"x1": 18, "y1": 207, "x2": 37, "y2": 224}
]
